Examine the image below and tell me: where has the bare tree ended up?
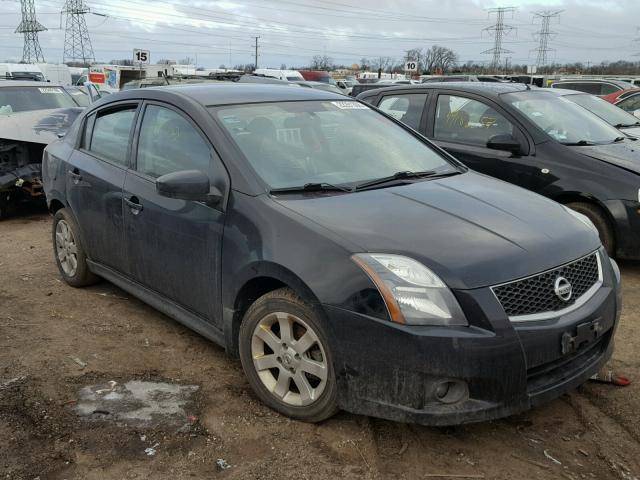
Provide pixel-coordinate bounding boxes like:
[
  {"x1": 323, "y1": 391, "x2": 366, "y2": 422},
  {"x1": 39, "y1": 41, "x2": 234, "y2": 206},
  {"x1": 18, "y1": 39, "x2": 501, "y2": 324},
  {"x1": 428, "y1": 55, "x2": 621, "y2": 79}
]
[
  {"x1": 405, "y1": 48, "x2": 423, "y2": 72},
  {"x1": 359, "y1": 58, "x2": 370, "y2": 71},
  {"x1": 310, "y1": 55, "x2": 333, "y2": 70},
  {"x1": 280, "y1": 63, "x2": 287, "y2": 70},
  {"x1": 423, "y1": 45, "x2": 458, "y2": 74},
  {"x1": 370, "y1": 56, "x2": 394, "y2": 73}
]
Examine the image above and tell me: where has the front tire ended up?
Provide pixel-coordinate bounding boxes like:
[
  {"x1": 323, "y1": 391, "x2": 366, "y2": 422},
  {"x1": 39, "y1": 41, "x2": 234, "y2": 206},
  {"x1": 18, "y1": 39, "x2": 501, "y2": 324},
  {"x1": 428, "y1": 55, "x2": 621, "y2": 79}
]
[
  {"x1": 239, "y1": 288, "x2": 339, "y2": 423},
  {"x1": 52, "y1": 208, "x2": 99, "y2": 287},
  {"x1": 566, "y1": 202, "x2": 615, "y2": 256}
]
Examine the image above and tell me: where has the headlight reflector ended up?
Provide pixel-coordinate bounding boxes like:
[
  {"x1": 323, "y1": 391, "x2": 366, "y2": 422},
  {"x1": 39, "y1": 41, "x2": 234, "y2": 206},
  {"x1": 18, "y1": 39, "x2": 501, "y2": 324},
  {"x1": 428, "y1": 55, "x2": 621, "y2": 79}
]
[{"x1": 352, "y1": 253, "x2": 468, "y2": 326}]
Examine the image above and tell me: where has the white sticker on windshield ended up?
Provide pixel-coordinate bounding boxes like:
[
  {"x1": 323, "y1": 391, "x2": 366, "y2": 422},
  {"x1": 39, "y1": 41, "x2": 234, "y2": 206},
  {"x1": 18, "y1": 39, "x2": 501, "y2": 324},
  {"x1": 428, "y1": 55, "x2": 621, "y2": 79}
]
[
  {"x1": 331, "y1": 101, "x2": 369, "y2": 110},
  {"x1": 38, "y1": 87, "x2": 63, "y2": 94}
]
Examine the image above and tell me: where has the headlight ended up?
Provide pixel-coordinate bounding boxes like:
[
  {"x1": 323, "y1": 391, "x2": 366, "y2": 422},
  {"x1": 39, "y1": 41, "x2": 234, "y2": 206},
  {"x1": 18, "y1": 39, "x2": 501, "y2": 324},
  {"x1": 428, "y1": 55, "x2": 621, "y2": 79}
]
[
  {"x1": 352, "y1": 253, "x2": 468, "y2": 326},
  {"x1": 564, "y1": 206, "x2": 598, "y2": 233}
]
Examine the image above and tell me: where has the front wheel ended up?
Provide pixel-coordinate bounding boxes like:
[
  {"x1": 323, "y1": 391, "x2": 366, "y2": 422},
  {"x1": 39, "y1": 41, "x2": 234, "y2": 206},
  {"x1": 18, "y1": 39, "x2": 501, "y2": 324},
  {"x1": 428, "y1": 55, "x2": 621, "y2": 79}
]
[
  {"x1": 239, "y1": 288, "x2": 338, "y2": 423},
  {"x1": 566, "y1": 202, "x2": 615, "y2": 257}
]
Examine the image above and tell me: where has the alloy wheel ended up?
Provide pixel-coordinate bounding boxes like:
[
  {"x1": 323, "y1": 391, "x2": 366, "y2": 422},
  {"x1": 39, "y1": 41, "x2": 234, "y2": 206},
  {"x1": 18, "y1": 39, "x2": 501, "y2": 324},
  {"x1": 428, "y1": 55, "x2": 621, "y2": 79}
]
[
  {"x1": 251, "y1": 312, "x2": 328, "y2": 407},
  {"x1": 55, "y1": 219, "x2": 78, "y2": 277}
]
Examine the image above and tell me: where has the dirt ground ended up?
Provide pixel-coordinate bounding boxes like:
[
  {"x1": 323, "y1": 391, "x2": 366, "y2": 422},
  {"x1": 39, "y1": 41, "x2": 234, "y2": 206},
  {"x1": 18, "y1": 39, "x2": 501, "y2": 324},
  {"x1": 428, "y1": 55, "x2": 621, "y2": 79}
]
[{"x1": 1, "y1": 208, "x2": 639, "y2": 480}]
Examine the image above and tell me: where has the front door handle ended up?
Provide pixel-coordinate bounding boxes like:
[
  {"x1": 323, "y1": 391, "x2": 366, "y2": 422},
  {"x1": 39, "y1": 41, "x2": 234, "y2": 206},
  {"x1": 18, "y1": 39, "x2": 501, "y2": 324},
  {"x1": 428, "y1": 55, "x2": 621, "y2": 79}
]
[
  {"x1": 124, "y1": 196, "x2": 143, "y2": 215},
  {"x1": 67, "y1": 169, "x2": 82, "y2": 184}
]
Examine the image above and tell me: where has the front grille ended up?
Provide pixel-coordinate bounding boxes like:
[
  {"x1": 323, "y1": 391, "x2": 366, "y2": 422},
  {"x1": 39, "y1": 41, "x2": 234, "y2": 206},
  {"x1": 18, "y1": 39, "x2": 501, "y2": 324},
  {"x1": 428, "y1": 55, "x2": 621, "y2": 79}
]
[{"x1": 492, "y1": 252, "x2": 601, "y2": 318}]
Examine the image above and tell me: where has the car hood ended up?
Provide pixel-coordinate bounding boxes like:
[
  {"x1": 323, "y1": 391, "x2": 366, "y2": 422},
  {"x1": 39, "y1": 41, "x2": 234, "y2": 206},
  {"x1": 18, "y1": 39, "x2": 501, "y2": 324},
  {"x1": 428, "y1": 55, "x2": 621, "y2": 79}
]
[
  {"x1": 571, "y1": 138, "x2": 640, "y2": 173},
  {"x1": 0, "y1": 107, "x2": 83, "y2": 144},
  {"x1": 274, "y1": 172, "x2": 601, "y2": 289}
]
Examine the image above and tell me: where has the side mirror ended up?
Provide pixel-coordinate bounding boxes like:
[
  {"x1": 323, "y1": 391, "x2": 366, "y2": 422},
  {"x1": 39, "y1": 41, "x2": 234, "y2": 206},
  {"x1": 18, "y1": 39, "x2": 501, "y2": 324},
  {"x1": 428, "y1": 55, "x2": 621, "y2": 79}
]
[
  {"x1": 156, "y1": 170, "x2": 221, "y2": 204},
  {"x1": 486, "y1": 134, "x2": 522, "y2": 155}
]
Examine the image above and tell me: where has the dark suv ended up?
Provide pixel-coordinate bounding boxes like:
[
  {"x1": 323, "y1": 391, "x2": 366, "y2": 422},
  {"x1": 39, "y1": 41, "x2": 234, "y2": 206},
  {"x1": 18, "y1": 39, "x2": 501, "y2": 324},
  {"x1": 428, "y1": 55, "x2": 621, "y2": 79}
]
[
  {"x1": 43, "y1": 84, "x2": 620, "y2": 426},
  {"x1": 358, "y1": 82, "x2": 640, "y2": 259}
]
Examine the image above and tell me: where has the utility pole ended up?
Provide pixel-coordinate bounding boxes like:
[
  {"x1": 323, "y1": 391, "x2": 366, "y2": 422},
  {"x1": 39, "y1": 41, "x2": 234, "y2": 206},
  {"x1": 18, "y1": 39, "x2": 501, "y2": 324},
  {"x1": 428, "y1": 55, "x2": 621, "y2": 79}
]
[
  {"x1": 482, "y1": 7, "x2": 517, "y2": 73},
  {"x1": 254, "y1": 36, "x2": 260, "y2": 70},
  {"x1": 15, "y1": 0, "x2": 47, "y2": 63},
  {"x1": 62, "y1": 0, "x2": 95, "y2": 65},
  {"x1": 531, "y1": 10, "x2": 562, "y2": 68}
]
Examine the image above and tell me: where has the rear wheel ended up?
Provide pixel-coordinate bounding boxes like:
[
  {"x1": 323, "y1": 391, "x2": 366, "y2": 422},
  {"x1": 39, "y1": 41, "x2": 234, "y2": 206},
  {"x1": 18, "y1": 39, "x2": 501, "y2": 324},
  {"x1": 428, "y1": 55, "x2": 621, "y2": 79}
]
[
  {"x1": 239, "y1": 288, "x2": 338, "y2": 422},
  {"x1": 52, "y1": 208, "x2": 99, "y2": 287},
  {"x1": 566, "y1": 201, "x2": 615, "y2": 256}
]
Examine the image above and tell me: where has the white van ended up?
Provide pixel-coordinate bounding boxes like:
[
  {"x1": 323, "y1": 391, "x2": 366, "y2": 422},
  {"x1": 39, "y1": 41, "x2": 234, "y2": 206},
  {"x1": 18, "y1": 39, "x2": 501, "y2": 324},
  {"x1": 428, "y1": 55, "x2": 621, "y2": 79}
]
[
  {"x1": 0, "y1": 63, "x2": 45, "y2": 81},
  {"x1": 253, "y1": 68, "x2": 304, "y2": 82},
  {"x1": 36, "y1": 64, "x2": 72, "y2": 85}
]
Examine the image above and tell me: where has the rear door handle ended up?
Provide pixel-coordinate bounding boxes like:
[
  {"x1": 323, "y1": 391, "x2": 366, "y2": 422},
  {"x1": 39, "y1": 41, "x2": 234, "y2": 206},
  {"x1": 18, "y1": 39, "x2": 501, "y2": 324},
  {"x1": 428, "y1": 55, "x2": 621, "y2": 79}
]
[
  {"x1": 124, "y1": 196, "x2": 143, "y2": 214},
  {"x1": 67, "y1": 169, "x2": 82, "y2": 184}
]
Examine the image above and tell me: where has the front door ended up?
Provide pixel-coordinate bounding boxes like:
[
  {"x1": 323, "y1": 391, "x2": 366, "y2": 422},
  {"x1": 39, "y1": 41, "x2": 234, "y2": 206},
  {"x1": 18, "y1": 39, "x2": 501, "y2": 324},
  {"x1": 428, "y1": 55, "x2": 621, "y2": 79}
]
[
  {"x1": 429, "y1": 93, "x2": 541, "y2": 189},
  {"x1": 122, "y1": 102, "x2": 225, "y2": 321},
  {"x1": 66, "y1": 103, "x2": 139, "y2": 274}
]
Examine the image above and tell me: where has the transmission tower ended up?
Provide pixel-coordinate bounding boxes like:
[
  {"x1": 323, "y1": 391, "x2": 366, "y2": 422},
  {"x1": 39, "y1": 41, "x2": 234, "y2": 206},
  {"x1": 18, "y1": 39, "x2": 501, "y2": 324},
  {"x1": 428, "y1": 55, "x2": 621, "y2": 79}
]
[
  {"x1": 62, "y1": 0, "x2": 95, "y2": 64},
  {"x1": 531, "y1": 10, "x2": 563, "y2": 67},
  {"x1": 15, "y1": 0, "x2": 47, "y2": 63},
  {"x1": 482, "y1": 7, "x2": 517, "y2": 72}
]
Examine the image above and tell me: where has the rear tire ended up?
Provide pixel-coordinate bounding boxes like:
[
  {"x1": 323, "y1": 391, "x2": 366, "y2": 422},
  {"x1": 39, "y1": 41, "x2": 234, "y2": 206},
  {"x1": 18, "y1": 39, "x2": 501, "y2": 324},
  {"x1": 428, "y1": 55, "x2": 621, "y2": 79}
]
[
  {"x1": 566, "y1": 202, "x2": 615, "y2": 256},
  {"x1": 239, "y1": 287, "x2": 339, "y2": 423},
  {"x1": 52, "y1": 208, "x2": 99, "y2": 287}
]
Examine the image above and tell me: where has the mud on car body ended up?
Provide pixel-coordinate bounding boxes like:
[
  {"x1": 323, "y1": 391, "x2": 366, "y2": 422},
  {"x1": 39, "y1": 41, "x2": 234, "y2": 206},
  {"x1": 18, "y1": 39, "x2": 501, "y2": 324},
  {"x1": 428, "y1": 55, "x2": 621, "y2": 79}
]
[
  {"x1": 43, "y1": 84, "x2": 621, "y2": 425},
  {"x1": 0, "y1": 81, "x2": 82, "y2": 217}
]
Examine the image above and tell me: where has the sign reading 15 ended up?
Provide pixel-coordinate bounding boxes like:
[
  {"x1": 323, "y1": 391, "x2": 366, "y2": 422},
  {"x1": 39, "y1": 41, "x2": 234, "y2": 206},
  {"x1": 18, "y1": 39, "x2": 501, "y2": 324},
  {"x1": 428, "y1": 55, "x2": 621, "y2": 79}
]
[{"x1": 133, "y1": 49, "x2": 150, "y2": 65}]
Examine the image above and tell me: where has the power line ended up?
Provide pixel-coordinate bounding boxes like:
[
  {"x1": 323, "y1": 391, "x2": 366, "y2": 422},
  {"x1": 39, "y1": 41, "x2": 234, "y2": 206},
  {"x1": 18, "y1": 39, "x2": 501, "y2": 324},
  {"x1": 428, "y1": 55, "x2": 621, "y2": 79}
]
[
  {"x1": 62, "y1": 0, "x2": 96, "y2": 64},
  {"x1": 15, "y1": 0, "x2": 46, "y2": 63},
  {"x1": 482, "y1": 7, "x2": 517, "y2": 72},
  {"x1": 531, "y1": 10, "x2": 562, "y2": 67}
]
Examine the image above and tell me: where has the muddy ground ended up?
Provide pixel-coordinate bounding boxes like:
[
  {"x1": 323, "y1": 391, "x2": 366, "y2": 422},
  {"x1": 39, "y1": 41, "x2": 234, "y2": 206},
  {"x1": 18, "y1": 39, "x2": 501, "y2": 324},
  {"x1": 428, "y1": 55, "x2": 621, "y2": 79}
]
[{"x1": 1, "y1": 208, "x2": 639, "y2": 480}]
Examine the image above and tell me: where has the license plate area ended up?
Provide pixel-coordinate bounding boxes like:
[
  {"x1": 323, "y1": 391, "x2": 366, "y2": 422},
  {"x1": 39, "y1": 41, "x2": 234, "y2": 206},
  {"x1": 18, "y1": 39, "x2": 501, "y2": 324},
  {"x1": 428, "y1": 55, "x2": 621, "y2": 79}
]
[{"x1": 561, "y1": 318, "x2": 603, "y2": 355}]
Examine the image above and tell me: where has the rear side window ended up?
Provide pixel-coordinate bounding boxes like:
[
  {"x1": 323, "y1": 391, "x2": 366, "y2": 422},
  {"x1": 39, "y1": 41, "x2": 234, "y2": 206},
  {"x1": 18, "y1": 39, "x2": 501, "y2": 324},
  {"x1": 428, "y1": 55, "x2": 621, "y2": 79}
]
[
  {"x1": 89, "y1": 107, "x2": 136, "y2": 166},
  {"x1": 136, "y1": 105, "x2": 211, "y2": 178},
  {"x1": 600, "y1": 83, "x2": 620, "y2": 96},
  {"x1": 618, "y1": 94, "x2": 640, "y2": 113},
  {"x1": 378, "y1": 94, "x2": 427, "y2": 130}
]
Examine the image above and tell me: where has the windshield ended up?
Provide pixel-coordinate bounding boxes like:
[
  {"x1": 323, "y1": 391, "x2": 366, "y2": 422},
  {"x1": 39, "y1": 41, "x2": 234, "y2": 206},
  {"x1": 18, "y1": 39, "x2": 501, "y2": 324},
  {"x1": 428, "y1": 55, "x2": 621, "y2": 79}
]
[
  {"x1": 64, "y1": 88, "x2": 90, "y2": 107},
  {"x1": 565, "y1": 93, "x2": 640, "y2": 128},
  {"x1": 505, "y1": 91, "x2": 623, "y2": 144},
  {"x1": 0, "y1": 86, "x2": 77, "y2": 114},
  {"x1": 213, "y1": 100, "x2": 457, "y2": 189}
]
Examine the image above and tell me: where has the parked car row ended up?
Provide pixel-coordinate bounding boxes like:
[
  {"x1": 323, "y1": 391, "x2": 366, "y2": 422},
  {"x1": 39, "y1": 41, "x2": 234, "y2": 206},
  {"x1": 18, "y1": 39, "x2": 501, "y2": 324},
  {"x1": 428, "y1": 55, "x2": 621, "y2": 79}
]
[{"x1": 42, "y1": 83, "x2": 621, "y2": 427}]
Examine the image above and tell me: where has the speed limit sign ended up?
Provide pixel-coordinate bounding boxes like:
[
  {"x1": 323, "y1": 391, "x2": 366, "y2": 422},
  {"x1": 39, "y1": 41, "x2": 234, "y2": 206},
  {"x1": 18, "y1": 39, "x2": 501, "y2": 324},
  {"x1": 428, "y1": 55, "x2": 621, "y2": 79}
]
[
  {"x1": 405, "y1": 61, "x2": 418, "y2": 72},
  {"x1": 133, "y1": 49, "x2": 150, "y2": 65}
]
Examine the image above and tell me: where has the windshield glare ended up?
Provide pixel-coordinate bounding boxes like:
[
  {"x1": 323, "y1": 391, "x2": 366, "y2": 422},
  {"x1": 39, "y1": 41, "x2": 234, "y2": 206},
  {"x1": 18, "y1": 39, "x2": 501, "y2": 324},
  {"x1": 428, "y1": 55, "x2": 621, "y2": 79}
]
[
  {"x1": 565, "y1": 93, "x2": 640, "y2": 127},
  {"x1": 214, "y1": 100, "x2": 456, "y2": 189},
  {"x1": 505, "y1": 91, "x2": 623, "y2": 144},
  {"x1": 0, "y1": 86, "x2": 77, "y2": 114}
]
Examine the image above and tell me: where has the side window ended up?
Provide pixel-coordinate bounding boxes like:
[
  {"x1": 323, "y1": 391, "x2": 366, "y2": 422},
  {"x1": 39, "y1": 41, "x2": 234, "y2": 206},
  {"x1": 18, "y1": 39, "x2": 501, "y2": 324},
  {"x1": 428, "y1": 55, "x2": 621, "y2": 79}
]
[
  {"x1": 82, "y1": 113, "x2": 94, "y2": 149},
  {"x1": 600, "y1": 83, "x2": 619, "y2": 96},
  {"x1": 378, "y1": 94, "x2": 427, "y2": 130},
  {"x1": 136, "y1": 105, "x2": 211, "y2": 178},
  {"x1": 618, "y1": 95, "x2": 640, "y2": 113},
  {"x1": 434, "y1": 95, "x2": 514, "y2": 146},
  {"x1": 89, "y1": 107, "x2": 137, "y2": 166}
]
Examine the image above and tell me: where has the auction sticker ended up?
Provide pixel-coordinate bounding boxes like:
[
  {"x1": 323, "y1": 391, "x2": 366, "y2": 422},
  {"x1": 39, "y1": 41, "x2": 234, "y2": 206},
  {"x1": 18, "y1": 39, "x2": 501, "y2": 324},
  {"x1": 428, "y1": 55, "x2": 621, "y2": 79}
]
[
  {"x1": 331, "y1": 101, "x2": 369, "y2": 110},
  {"x1": 38, "y1": 87, "x2": 64, "y2": 94}
]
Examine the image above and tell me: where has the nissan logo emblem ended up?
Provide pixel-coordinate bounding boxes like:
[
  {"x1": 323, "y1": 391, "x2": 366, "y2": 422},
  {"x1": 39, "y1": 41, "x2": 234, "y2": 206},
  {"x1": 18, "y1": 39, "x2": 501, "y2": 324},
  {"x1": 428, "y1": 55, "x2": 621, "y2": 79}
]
[{"x1": 554, "y1": 276, "x2": 572, "y2": 302}]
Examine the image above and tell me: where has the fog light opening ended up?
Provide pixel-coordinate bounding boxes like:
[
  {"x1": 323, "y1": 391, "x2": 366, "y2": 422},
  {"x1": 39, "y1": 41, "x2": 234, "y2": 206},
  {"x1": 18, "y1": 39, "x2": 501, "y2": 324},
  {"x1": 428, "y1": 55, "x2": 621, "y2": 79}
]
[{"x1": 434, "y1": 380, "x2": 468, "y2": 404}]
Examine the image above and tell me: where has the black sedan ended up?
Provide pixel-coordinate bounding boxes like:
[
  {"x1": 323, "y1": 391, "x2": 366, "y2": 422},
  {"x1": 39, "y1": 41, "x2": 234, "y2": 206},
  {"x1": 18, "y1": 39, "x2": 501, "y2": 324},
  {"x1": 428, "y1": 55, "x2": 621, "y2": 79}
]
[
  {"x1": 358, "y1": 83, "x2": 640, "y2": 259},
  {"x1": 43, "y1": 84, "x2": 620, "y2": 425}
]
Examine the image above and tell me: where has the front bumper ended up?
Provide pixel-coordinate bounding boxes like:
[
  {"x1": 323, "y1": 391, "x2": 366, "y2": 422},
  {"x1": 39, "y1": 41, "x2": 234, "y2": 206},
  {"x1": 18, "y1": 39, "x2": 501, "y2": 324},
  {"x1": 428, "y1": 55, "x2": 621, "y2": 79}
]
[
  {"x1": 324, "y1": 257, "x2": 620, "y2": 426},
  {"x1": 604, "y1": 199, "x2": 640, "y2": 260}
]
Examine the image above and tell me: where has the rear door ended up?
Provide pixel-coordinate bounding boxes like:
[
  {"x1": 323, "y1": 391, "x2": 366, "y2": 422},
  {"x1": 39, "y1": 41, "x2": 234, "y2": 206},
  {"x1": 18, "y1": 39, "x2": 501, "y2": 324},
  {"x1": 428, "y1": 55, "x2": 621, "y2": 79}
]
[
  {"x1": 65, "y1": 102, "x2": 139, "y2": 273},
  {"x1": 376, "y1": 92, "x2": 429, "y2": 133},
  {"x1": 122, "y1": 101, "x2": 226, "y2": 321}
]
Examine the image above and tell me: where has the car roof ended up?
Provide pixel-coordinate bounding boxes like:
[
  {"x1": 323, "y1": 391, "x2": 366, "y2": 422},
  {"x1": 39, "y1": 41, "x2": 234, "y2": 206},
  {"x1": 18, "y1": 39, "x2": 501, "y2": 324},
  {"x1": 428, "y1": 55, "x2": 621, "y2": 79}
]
[
  {"x1": 357, "y1": 81, "x2": 529, "y2": 99},
  {"x1": 104, "y1": 82, "x2": 345, "y2": 106},
  {"x1": 0, "y1": 80, "x2": 63, "y2": 88}
]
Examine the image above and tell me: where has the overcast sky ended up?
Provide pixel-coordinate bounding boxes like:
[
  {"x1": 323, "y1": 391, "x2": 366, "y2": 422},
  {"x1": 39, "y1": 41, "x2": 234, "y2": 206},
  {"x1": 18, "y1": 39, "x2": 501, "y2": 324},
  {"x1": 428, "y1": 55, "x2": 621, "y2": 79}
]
[{"x1": 0, "y1": 0, "x2": 638, "y2": 68}]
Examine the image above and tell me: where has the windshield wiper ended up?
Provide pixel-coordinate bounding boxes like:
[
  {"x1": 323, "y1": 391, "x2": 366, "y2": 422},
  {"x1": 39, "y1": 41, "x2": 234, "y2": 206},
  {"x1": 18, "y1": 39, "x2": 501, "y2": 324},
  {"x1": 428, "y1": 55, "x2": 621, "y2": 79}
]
[
  {"x1": 270, "y1": 182, "x2": 353, "y2": 194},
  {"x1": 613, "y1": 136, "x2": 627, "y2": 142},
  {"x1": 614, "y1": 122, "x2": 640, "y2": 128},
  {"x1": 561, "y1": 140, "x2": 597, "y2": 146},
  {"x1": 353, "y1": 170, "x2": 457, "y2": 191}
]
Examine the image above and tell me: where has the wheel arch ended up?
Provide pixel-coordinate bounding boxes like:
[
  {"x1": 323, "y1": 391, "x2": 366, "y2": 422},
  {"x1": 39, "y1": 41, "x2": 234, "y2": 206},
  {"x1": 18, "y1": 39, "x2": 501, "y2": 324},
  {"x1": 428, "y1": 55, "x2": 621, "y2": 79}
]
[
  {"x1": 552, "y1": 191, "x2": 616, "y2": 245},
  {"x1": 224, "y1": 261, "x2": 324, "y2": 357}
]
